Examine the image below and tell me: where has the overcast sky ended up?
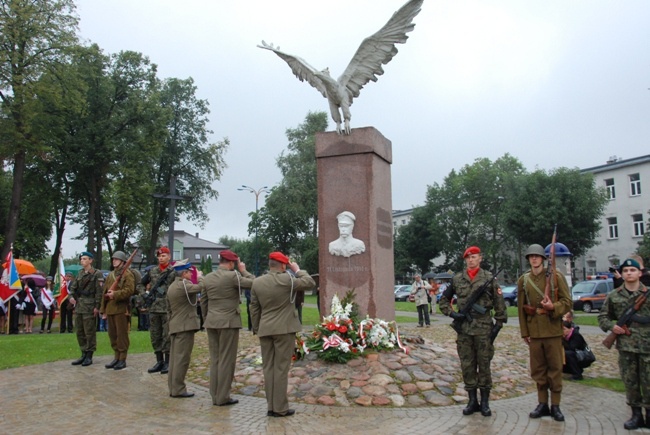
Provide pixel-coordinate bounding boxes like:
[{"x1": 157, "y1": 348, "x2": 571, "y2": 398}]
[{"x1": 54, "y1": 0, "x2": 650, "y2": 256}]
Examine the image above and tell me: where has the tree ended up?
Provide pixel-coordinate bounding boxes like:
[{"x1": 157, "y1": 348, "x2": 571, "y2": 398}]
[
  {"x1": 0, "y1": 0, "x2": 78, "y2": 258},
  {"x1": 255, "y1": 111, "x2": 327, "y2": 273},
  {"x1": 394, "y1": 206, "x2": 445, "y2": 278},
  {"x1": 505, "y1": 167, "x2": 608, "y2": 261},
  {"x1": 143, "y1": 77, "x2": 228, "y2": 265}
]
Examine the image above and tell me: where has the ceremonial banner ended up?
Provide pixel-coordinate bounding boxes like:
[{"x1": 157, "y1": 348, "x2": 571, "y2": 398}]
[{"x1": 0, "y1": 250, "x2": 22, "y2": 304}]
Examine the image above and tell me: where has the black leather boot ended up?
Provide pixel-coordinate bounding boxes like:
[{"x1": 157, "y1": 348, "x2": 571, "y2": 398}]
[
  {"x1": 81, "y1": 351, "x2": 93, "y2": 367},
  {"x1": 480, "y1": 388, "x2": 491, "y2": 417},
  {"x1": 550, "y1": 405, "x2": 565, "y2": 422},
  {"x1": 105, "y1": 358, "x2": 119, "y2": 369},
  {"x1": 160, "y1": 352, "x2": 170, "y2": 374},
  {"x1": 71, "y1": 352, "x2": 85, "y2": 366},
  {"x1": 148, "y1": 351, "x2": 164, "y2": 373},
  {"x1": 462, "y1": 389, "x2": 480, "y2": 415},
  {"x1": 113, "y1": 360, "x2": 127, "y2": 370},
  {"x1": 624, "y1": 407, "x2": 644, "y2": 430},
  {"x1": 529, "y1": 403, "x2": 550, "y2": 418}
]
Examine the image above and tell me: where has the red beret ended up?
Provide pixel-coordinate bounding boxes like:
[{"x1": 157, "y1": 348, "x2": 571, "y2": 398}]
[
  {"x1": 220, "y1": 250, "x2": 239, "y2": 262},
  {"x1": 463, "y1": 246, "x2": 481, "y2": 258},
  {"x1": 156, "y1": 246, "x2": 170, "y2": 255},
  {"x1": 269, "y1": 251, "x2": 290, "y2": 264}
]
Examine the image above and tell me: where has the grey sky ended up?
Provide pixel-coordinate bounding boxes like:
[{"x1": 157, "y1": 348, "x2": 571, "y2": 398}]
[{"x1": 55, "y1": 0, "x2": 650, "y2": 256}]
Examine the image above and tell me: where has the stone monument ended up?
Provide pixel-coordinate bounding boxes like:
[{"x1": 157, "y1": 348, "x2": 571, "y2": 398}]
[{"x1": 316, "y1": 127, "x2": 394, "y2": 320}]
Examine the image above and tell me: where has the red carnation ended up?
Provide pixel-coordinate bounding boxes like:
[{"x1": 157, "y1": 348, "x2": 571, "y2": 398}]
[
  {"x1": 327, "y1": 323, "x2": 337, "y2": 331},
  {"x1": 338, "y1": 325, "x2": 348, "y2": 334}
]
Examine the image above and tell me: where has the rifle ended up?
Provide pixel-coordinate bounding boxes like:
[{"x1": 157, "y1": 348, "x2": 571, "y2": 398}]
[
  {"x1": 450, "y1": 268, "x2": 503, "y2": 334},
  {"x1": 104, "y1": 250, "x2": 137, "y2": 300},
  {"x1": 143, "y1": 266, "x2": 174, "y2": 308},
  {"x1": 602, "y1": 290, "x2": 648, "y2": 349},
  {"x1": 523, "y1": 225, "x2": 557, "y2": 316}
]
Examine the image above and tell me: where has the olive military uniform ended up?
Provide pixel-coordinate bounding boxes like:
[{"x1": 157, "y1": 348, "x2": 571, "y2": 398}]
[
  {"x1": 100, "y1": 266, "x2": 135, "y2": 364},
  {"x1": 166, "y1": 275, "x2": 201, "y2": 397},
  {"x1": 440, "y1": 268, "x2": 507, "y2": 392},
  {"x1": 69, "y1": 268, "x2": 103, "y2": 354},
  {"x1": 598, "y1": 284, "x2": 650, "y2": 408},
  {"x1": 142, "y1": 264, "x2": 176, "y2": 355},
  {"x1": 517, "y1": 269, "x2": 571, "y2": 408},
  {"x1": 200, "y1": 267, "x2": 254, "y2": 405}
]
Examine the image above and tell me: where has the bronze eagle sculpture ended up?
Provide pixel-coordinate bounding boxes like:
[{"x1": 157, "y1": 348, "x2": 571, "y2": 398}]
[{"x1": 258, "y1": 0, "x2": 423, "y2": 135}]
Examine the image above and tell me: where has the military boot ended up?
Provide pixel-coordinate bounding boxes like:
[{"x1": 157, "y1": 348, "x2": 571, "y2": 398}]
[
  {"x1": 81, "y1": 351, "x2": 93, "y2": 367},
  {"x1": 550, "y1": 405, "x2": 565, "y2": 422},
  {"x1": 624, "y1": 407, "x2": 644, "y2": 430},
  {"x1": 462, "y1": 389, "x2": 480, "y2": 415},
  {"x1": 529, "y1": 403, "x2": 550, "y2": 418},
  {"x1": 480, "y1": 388, "x2": 491, "y2": 417},
  {"x1": 148, "y1": 351, "x2": 164, "y2": 373},
  {"x1": 71, "y1": 352, "x2": 86, "y2": 366},
  {"x1": 160, "y1": 352, "x2": 170, "y2": 374}
]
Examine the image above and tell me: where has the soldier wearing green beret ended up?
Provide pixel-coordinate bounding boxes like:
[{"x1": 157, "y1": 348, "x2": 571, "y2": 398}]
[{"x1": 68, "y1": 251, "x2": 103, "y2": 367}]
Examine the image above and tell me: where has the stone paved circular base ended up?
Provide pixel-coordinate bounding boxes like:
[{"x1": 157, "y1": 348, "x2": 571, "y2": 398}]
[{"x1": 0, "y1": 353, "x2": 647, "y2": 434}]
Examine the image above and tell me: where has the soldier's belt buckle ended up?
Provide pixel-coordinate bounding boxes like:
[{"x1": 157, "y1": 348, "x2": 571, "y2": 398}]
[{"x1": 535, "y1": 308, "x2": 546, "y2": 315}]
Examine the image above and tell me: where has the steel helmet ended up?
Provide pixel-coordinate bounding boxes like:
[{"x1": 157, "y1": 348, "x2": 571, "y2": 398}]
[
  {"x1": 525, "y1": 244, "x2": 547, "y2": 259},
  {"x1": 112, "y1": 251, "x2": 128, "y2": 262}
]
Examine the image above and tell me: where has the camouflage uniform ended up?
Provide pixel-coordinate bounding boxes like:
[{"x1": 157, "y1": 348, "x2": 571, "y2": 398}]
[
  {"x1": 598, "y1": 284, "x2": 650, "y2": 408},
  {"x1": 69, "y1": 267, "x2": 103, "y2": 353},
  {"x1": 517, "y1": 270, "x2": 572, "y2": 408},
  {"x1": 142, "y1": 264, "x2": 175, "y2": 369},
  {"x1": 439, "y1": 268, "x2": 507, "y2": 390}
]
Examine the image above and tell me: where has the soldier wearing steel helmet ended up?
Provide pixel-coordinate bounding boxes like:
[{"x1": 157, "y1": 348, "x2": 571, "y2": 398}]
[
  {"x1": 100, "y1": 251, "x2": 135, "y2": 370},
  {"x1": 517, "y1": 243, "x2": 572, "y2": 422}
]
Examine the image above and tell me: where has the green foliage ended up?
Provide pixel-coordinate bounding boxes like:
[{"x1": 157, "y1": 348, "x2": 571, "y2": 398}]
[
  {"x1": 636, "y1": 229, "x2": 650, "y2": 266},
  {"x1": 256, "y1": 111, "x2": 327, "y2": 272}
]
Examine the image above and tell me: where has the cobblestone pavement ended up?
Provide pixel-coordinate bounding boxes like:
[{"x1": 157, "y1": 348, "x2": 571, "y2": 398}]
[{"x1": 1, "y1": 349, "x2": 648, "y2": 434}]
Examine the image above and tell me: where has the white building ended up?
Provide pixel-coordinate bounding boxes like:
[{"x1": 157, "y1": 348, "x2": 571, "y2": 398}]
[
  {"x1": 392, "y1": 209, "x2": 414, "y2": 235},
  {"x1": 578, "y1": 154, "x2": 649, "y2": 277}
]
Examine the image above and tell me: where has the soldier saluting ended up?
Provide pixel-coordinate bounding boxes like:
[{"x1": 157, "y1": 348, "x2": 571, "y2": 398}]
[{"x1": 439, "y1": 246, "x2": 507, "y2": 418}]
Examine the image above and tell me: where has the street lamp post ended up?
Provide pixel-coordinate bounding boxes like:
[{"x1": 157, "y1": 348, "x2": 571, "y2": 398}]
[{"x1": 238, "y1": 185, "x2": 269, "y2": 276}]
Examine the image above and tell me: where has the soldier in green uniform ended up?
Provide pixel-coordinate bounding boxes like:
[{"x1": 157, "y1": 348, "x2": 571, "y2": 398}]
[
  {"x1": 68, "y1": 251, "x2": 103, "y2": 367},
  {"x1": 200, "y1": 249, "x2": 254, "y2": 406},
  {"x1": 439, "y1": 246, "x2": 507, "y2": 417},
  {"x1": 166, "y1": 259, "x2": 201, "y2": 398},
  {"x1": 100, "y1": 251, "x2": 135, "y2": 370},
  {"x1": 598, "y1": 258, "x2": 650, "y2": 430},
  {"x1": 142, "y1": 246, "x2": 176, "y2": 374},
  {"x1": 517, "y1": 244, "x2": 572, "y2": 422}
]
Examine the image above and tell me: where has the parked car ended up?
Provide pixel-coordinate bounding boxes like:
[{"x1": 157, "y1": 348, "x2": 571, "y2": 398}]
[
  {"x1": 500, "y1": 285, "x2": 518, "y2": 307},
  {"x1": 394, "y1": 285, "x2": 412, "y2": 302},
  {"x1": 571, "y1": 279, "x2": 614, "y2": 313}
]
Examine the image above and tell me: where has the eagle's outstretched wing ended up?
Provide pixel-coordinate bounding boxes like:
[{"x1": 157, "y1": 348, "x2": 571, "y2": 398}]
[
  {"x1": 258, "y1": 41, "x2": 327, "y2": 98},
  {"x1": 338, "y1": 0, "x2": 423, "y2": 101}
]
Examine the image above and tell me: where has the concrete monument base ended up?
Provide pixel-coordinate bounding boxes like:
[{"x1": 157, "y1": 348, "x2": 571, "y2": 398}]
[{"x1": 316, "y1": 127, "x2": 395, "y2": 320}]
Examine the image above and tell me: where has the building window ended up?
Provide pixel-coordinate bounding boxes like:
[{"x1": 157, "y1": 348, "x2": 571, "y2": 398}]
[
  {"x1": 206, "y1": 254, "x2": 212, "y2": 259},
  {"x1": 173, "y1": 250, "x2": 181, "y2": 260},
  {"x1": 633, "y1": 214, "x2": 645, "y2": 237},
  {"x1": 401, "y1": 219, "x2": 406, "y2": 225},
  {"x1": 605, "y1": 178, "x2": 615, "y2": 199},
  {"x1": 194, "y1": 254, "x2": 201, "y2": 260},
  {"x1": 630, "y1": 173, "x2": 641, "y2": 196},
  {"x1": 607, "y1": 217, "x2": 618, "y2": 239}
]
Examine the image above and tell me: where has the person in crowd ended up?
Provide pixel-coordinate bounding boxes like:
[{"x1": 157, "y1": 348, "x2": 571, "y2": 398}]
[
  {"x1": 428, "y1": 278, "x2": 439, "y2": 315},
  {"x1": 100, "y1": 251, "x2": 135, "y2": 370},
  {"x1": 40, "y1": 276, "x2": 56, "y2": 333},
  {"x1": 8, "y1": 291, "x2": 20, "y2": 334},
  {"x1": 598, "y1": 258, "x2": 650, "y2": 431},
  {"x1": 200, "y1": 250, "x2": 254, "y2": 407},
  {"x1": 141, "y1": 246, "x2": 176, "y2": 375},
  {"x1": 294, "y1": 285, "x2": 305, "y2": 325},
  {"x1": 59, "y1": 271, "x2": 75, "y2": 333},
  {"x1": 21, "y1": 279, "x2": 38, "y2": 333},
  {"x1": 440, "y1": 246, "x2": 506, "y2": 418},
  {"x1": 562, "y1": 309, "x2": 576, "y2": 327},
  {"x1": 612, "y1": 254, "x2": 650, "y2": 289},
  {"x1": 250, "y1": 252, "x2": 316, "y2": 418},
  {"x1": 68, "y1": 252, "x2": 103, "y2": 367},
  {"x1": 410, "y1": 273, "x2": 432, "y2": 327},
  {"x1": 166, "y1": 259, "x2": 202, "y2": 398},
  {"x1": 561, "y1": 320, "x2": 592, "y2": 380},
  {"x1": 517, "y1": 243, "x2": 572, "y2": 422},
  {"x1": 0, "y1": 300, "x2": 7, "y2": 333}
]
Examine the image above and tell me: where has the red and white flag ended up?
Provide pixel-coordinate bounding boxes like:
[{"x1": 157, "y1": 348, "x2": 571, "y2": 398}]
[
  {"x1": 55, "y1": 252, "x2": 69, "y2": 305},
  {"x1": 0, "y1": 249, "x2": 22, "y2": 304}
]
